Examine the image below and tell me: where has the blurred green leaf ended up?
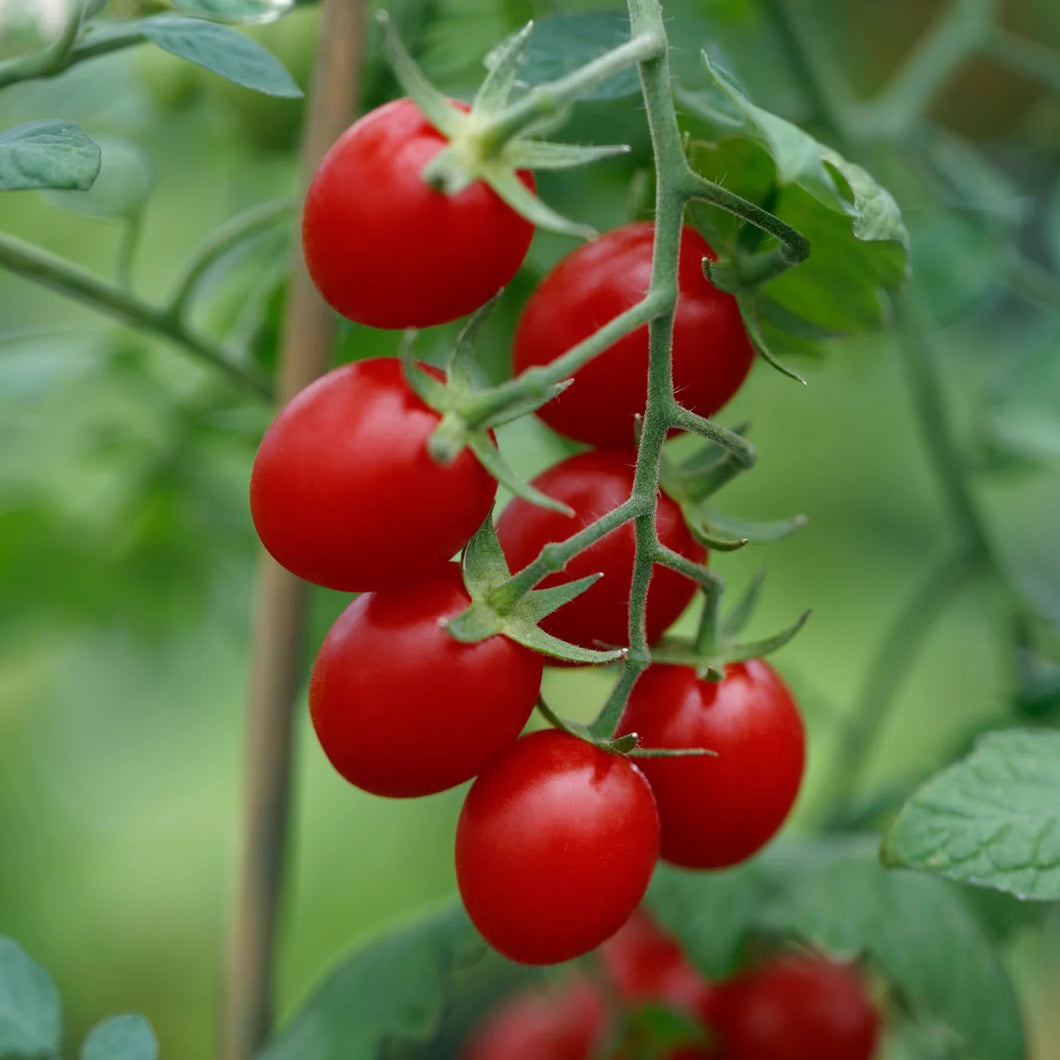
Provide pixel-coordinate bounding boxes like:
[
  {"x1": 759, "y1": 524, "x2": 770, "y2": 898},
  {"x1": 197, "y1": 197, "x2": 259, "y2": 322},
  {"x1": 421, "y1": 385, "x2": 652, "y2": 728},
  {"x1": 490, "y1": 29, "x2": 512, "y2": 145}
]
[
  {"x1": 170, "y1": 0, "x2": 296, "y2": 23},
  {"x1": 486, "y1": 11, "x2": 638, "y2": 101},
  {"x1": 139, "y1": 16, "x2": 302, "y2": 97},
  {"x1": 653, "y1": 837, "x2": 1025, "y2": 1060},
  {"x1": 44, "y1": 136, "x2": 153, "y2": 220},
  {"x1": 81, "y1": 1015, "x2": 158, "y2": 1060},
  {"x1": 882, "y1": 729, "x2": 1060, "y2": 899},
  {"x1": 0, "y1": 937, "x2": 63, "y2": 1059},
  {"x1": 0, "y1": 121, "x2": 100, "y2": 192},
  {"x1": 257, "y1": 903, "x2": 478, "y2": 1060}
]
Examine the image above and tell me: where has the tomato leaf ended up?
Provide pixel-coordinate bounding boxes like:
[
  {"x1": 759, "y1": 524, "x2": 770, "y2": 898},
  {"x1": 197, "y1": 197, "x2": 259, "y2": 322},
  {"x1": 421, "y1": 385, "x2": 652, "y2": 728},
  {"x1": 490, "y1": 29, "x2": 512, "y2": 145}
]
[
  {"x1": 0, "y1": 121, "x2": 100, "y2": 192},
  {"x1": 257, "y1": 903, "x2": 479, "y2": 1060},
  {"x1": 0, "y1": 937, "x2": 63, "y2": 1059},
  {"x1": 81, "y1": 1015, "x2": 158, "y2": 1060},
  {"x1": 169, "y1": 0, "x2": 295, "y2": 24},
  {"x1": 43, "y1": 136, "x2": 153, "y2": 220},
  {"x1": 485, "y1": 11, "x2": 639, "y2": 101},
  {"x1": 882, "y1": 729, "x2": 1060, "y2": 900},
  {"x1": 139, "y1": 15, "x2": 302, "y2": 98}
]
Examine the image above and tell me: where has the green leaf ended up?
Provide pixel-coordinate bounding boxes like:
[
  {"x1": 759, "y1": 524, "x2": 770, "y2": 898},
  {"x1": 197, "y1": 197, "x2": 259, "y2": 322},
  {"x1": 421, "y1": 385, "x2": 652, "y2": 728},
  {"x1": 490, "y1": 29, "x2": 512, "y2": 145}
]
[
  {"x1": 81, "y1": 1015, "x2": 158, "y2": 1060},
  {"x1": 0, "y1": 121, "x2": 100, "y2": 192},
  {"x1": 487, "y1": 11, "x2": 639, "y2": 101},
  {"x1": 765, "y1": 841, "x2": 1026, "y2": 1060},
  {"x1": 170, "y1": 0, "x2": 295, "y2": 24},
  {"x1": 139, "y1": 15, "x2": 302, "y2": 97},
  {"x1": 258, "y1": 903, "x2": 478, "y2": 1060},
  {"x1": 43, "y1": 136, "x2": 152, "y2": 219},
  {"x1": 882, "y1": 729, "x2": 1060, "y2": 900},
  {"x1": 0, "y1": 937, "x2": 63, "y2": 1059},
  {"x1": 651, "y1": 839, "x2": 1026, "y2": 1060}
]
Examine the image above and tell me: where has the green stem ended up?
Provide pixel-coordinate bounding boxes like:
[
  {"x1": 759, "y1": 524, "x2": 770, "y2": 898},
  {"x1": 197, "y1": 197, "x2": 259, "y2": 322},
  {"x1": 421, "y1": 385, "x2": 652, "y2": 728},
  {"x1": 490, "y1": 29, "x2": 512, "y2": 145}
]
[
  {"x1": 475, "y1": 30, "x2": 666, "y2": 147},
  {"x1": 819, "y1": 549, "x2": 976, "y2": 819},
  {"x1": 168, "y1": 199, "x2": 296, "y2": 322},
  {"x1": 984, "y1": 26, "x2": 1060, "y2": 95},
  {"x1": 0, "y1": 22, "x2": 145, "y2": 90},
  {"x1": 0, "y1": 230, "x2": 271, "y2": 398}
]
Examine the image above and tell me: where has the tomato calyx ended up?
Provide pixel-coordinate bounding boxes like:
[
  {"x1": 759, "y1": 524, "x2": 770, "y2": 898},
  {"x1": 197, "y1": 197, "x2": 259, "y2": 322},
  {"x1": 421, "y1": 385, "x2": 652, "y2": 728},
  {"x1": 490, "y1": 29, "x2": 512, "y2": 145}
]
[
  {"x1": 661, "y1": 429, "x2": 807, "y2": 552},
  {"x1": 377, "y1": 12, "x2": 632, "y2": 240},
  {"x1": 446, "y1": 518, "x2": 629, "y2": 667}
]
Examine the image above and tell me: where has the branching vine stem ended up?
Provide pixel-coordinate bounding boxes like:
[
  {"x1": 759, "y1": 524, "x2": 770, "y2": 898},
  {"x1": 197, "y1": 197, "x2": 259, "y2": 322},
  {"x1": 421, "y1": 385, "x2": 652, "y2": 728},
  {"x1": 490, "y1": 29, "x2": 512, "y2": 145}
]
[{"x1": 0, "y1": 230, "x2": 271, "y2": 397}]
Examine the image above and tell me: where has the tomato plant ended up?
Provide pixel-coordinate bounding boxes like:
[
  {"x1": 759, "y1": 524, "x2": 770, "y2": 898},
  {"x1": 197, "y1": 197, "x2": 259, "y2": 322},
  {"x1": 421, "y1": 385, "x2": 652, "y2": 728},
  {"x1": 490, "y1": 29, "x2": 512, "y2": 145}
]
[
  {"x1": 496, "y1": 450, "x2": 706, "y2": 653},
  {"x1": 617, "y1": 661, "x2": 805, "y2": 868},
  {"x1": 456, "y1": 730, "x2": 660, "y2": 965},
  {"x1": 512, "y1": 223, "x2": 755, "y2": 447},
  {"x1": 308, "y1": 564, "x2": 543, "y2": 798},
  {"x1": 249, "y1": 356, "x2": 496, "y2": 592},
  {"x1": 302, "y1": 97, "x2": 536, "y2": 329},
  {"x1": 703, "y1": 952, "x2": 881, "y2": 1060}
]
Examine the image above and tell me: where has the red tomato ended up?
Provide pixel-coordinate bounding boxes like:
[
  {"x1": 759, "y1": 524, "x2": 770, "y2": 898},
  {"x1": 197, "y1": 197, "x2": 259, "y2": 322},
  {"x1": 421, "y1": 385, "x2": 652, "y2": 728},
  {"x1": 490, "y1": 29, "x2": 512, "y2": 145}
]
[
  {"x1": 456, "y1": 730, "x2": 660, "y2": 965},
  {"x1": 308, "y1": 564, "x2": 542, "y2": 797},
  {"x1": 616, "y1": 661, "x2": 804, "y2": 869},
  {"x1": 600, "y1": 910, "x2": 712, "y2": 1022},
  {"x1": 250, "y1": 357, "x2": 496, "y2": 592},
  {"x1": 704, "y1": 952, "x2": 881, "y2": 1060},
  {"x1": 513, "y1": 223, "x2": 754, "y2": 447},
  {"x1": 462, "y1": 979, "x2": 606, "y2": 1060},
  {"x1": 495, "y1": 450, "x2": 706, "y2": 654},
  {"x1": 303, "y1": 97, "x2": 536, "y2": 329}
]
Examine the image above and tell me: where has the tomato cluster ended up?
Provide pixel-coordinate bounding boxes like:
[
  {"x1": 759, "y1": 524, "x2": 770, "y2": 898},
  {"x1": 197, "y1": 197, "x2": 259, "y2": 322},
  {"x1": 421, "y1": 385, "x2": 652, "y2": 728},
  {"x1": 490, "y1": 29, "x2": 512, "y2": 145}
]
[
  {"x1": 463, "y1": 912, "x2": 882, "y2": 1059},
  {"x1": 250, "y1": 96, "x2": 807, "y2": 971}
]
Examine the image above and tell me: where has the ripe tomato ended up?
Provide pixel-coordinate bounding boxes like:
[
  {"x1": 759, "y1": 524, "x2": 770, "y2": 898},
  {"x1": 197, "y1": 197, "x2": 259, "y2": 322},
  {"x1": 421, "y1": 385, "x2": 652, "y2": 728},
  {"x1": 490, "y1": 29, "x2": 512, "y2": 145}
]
[
  {"x1": 462, "y1": 979, "x2": 606, "y2": 1060},
  {"x1": 495, "y1": 450, "x2": 706, "y2": 654},
  {"x1": 303, "y1": 97, "x2": 536, "y2": 329},
  {"x1": 600, "y1": 910, "x2": 712, "y2": 1021},
  {"x1": 513, "y1": 222, "x2": 754, "y2": 447},
  {"x1": 250, "y1": 357, "x2": 496, "y2": 593},
  {"x1": 616, "y1": 660, "x2": 804, "y2": 869},
  {"x1": 309, "y1": 565, "x2": 542, "y2": 797},
  {"x1": 456, "y1": 730, "x2": 660, "y2": 965},
  {"x1": 704, "y1": 952, "x2": 880, "y2": 1060}
]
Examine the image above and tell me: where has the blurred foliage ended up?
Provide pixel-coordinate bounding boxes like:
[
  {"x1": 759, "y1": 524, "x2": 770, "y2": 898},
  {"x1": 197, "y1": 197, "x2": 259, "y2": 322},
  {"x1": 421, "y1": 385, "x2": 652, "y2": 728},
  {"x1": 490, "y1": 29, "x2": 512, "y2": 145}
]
[{"x1": 0, "y1": 0, "x2": 1058, "y2": 1056}]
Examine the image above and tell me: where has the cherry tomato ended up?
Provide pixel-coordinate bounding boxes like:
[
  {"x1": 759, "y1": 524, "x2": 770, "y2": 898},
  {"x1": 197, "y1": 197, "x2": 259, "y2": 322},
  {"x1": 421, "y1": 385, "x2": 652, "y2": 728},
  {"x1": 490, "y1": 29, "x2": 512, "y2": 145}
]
[
  {"x1": 250, "y1": 357, "x2": 496, "y2": 593},
  {"x1": 456, "y1": 730, "x2": 660, "y2": 965},
  {"x1": 495, "y1": 450, "x2": 706, "y2": 654},
  {"x1": 600, "y1": 910, "x2": 712, "y2": 1022},
  {"x1": 513, "y1": 223, "x2": 754, "y2": 447},
  {"x1": 309, "y1": 565, "x2": 542, "y2": 797},
  {"x1": 704, "y1": 952, "x2": 880, "y2": 1060},
  {"x1": 616, "y1": 660, "x2": 804, "y2": 869},
  {"x1": 462, "y1": 979, "x2": 606, "y2": 1060},
  {"x1": 303, "y1": 97, "x2": 536, "y2": 329}
]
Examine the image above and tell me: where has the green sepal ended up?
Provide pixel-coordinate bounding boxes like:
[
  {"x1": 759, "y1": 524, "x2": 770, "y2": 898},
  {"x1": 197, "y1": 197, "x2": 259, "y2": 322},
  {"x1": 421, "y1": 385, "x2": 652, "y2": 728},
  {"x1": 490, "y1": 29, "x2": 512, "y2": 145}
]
[
  {"x1": 661, "y1": 427, "x2": 751, "y2": 504},
  {"x1": 693, "y1": 505, "x2": 808, "y2": 545},
  {"x1": 503, "y1": 139, "x2": 631, "y2": 170},
  {"x1": 399, "y1": 338, "x2": 449, "y2": 407},
  {"x1": 521, "y1": 574, "x2": 604, "y2": 620},
  {"x1": 721, "y1": 569, "x2": 764, "y2": 638},
  {"x1": 740, "y1": 296, "x2": 808, "y2": 385},
  {"x1": 722, "y1": 609, "x2": 811, "y2": 663},
  {"x1": 443, "y1": 600, "x2": 505, "y2": 643},
  {"x1": 467, "y1": 434, "x2": 573, "y2": 514},
  {"x1": 681, "y1": 509, "x2": 749, "y2": 552},
  {"x1": 376, "y1": 12, "x2": 464, "y2": 137},
  {"x1": 473, "y1": 21, "x2": 532, "y2": 115},
  {"x1": 460, "y1": 515, "x2": 512, "y2": 596},
  {"x1": 502, "y1": 619, "x2": 626, "y2": 664},
  {"x1": 483, "y1": 162, "x2": 596, "y2": 240},
  {"x1": 476, "y1": 379, "x2": 572, "y2": 431},
  {"x1": 648, "y1": 610, "x2": 810, "y2": 671},
  {"x1": 447, "y1": 296, "x2": 501, "y2": 389}
]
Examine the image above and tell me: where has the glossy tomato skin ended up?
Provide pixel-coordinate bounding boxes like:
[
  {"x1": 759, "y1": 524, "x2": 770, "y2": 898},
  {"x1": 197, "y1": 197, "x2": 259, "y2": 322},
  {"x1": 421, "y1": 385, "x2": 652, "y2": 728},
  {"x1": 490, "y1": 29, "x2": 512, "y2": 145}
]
[
  {"x1": 456, "y1": 730, "x2": 660, "y2": 965},
  {"x1": 495, "y1": 450, "x2": 706, "y2": 653},
  {"x1": 303, "y1": 98, "x2": 536, "y2": 329},
  {"x1": 617, "y1": 660, "x2": 805, "y2": 869},
  {"x1": 250, "y1": 357, "x2": 496, "y2": 593},
  {"x1": 513, "y1": 223, "x2": 754, "y2": 447},
  {"x1": 704, "y1": 953, "x2": 880, "y2": 1060},
  {"x1": 462, "y1": 979, "x2": 606, "y2": 1060},
  {"x1": 309, "y1": 564, "x2": 542, "y2": 797}
]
